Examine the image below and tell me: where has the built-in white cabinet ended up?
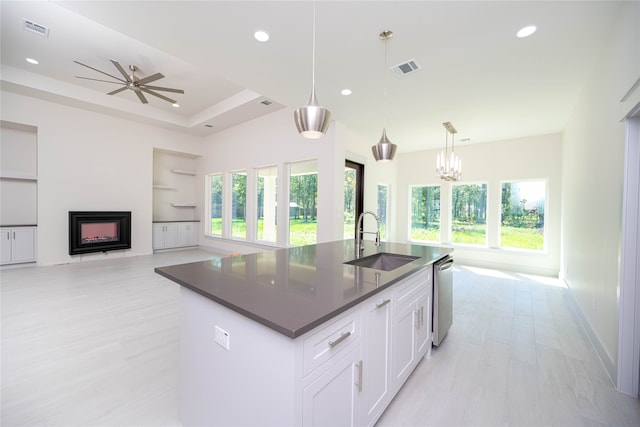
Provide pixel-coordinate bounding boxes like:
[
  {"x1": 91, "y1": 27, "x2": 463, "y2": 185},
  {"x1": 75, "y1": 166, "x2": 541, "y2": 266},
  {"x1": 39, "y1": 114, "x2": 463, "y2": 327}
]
[
  {"x1": 1, "y1": 226, "x2": 36, "y2": 265},
  {"x1": 153, "y1": 221, "x2": 198, "y2": 250},
  {"x1": 361, "y1": 288, "x2": 393, "y2": 426},
  {"x1": 391, "y1": 268, "x2": 433, "y2": 391}
]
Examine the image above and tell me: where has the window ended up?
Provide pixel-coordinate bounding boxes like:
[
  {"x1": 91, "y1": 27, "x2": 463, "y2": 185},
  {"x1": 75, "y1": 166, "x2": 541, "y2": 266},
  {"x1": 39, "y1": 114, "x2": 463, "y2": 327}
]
[
  {"x1": 501, "y1": 180, "x2": 546, "y2": 250},
  {"x1": 377, "y1": 184, "x2": 389, "y2": 241},
  {"x1": 451, "y1": 183, "x2": 487, "y2": 245},
  {"x1": 231, "y1": 171, "x2": 247, "y2": 239},
  {"x1": 209, "y1": 174, "x2": 223, "y2": 236},
  {"x1": 289, "y1": 160, "x2": 318, "y2": 246},
  {"x1": 410, "y1": 185, "x2": 440, "y2": 242},
  {"x1": 344, "y1": 160, "x2": 364, "y2": 240},
  {"x1": 257, "y1": 166, "x2": 278, "y2": 243}
]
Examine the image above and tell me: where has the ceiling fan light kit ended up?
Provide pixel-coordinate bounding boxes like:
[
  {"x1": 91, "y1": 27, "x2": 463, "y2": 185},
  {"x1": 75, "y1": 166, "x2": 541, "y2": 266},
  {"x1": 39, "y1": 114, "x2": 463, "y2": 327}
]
[
  {"x1": 74, "y1": 59, "x2": 184, "y2": 105},
  {"x1": 294, "y1": 0, "x2": 332, "y2": 139}
]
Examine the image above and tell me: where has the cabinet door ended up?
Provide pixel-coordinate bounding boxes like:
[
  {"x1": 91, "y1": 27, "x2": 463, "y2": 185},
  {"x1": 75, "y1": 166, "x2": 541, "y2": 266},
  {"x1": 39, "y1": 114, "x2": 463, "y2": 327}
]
[
  {"x1": 11, "y1": 228, "x2": 35, "y2": 263},
  {"x1": 164, "y1": 223, "x2": 178, "y2": 248},
  {"x1": 362, "y1": 293, "x2": 392, "y2": 426},
  {"x1": 177, "y1": 222, "x2": 198, "y2": 247},
  {"x1": 1, "y1": 228, "x2": 11, "y2": 264},
  {"x1": 415, "y1": 291, "x2": 431, "y2": 358},
  {"x1": 152, "y1": 224, "x2": 166, "y2": 249},
  {"x1": 391, "y1": 300, "x2": 417, "y2": 390},
  {"x1": 302, "y1": 345, "x2": 360, "y2": 427}
]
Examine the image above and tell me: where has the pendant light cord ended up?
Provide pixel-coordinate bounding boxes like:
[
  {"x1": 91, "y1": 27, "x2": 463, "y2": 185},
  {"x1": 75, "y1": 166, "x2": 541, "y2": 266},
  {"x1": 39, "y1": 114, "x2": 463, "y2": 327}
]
[
  {"x1": 311, "y1": 0, "x2": 317, "y2": 93},
  {"x1": 383, "y1": 34, "x2": 388, "y2": 129}
]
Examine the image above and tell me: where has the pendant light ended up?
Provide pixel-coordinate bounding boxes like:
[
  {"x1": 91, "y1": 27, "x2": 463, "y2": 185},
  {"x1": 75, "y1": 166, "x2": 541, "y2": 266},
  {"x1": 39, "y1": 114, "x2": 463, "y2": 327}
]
[
  {"x1": 435, "y1": 122, "x2": 462, "y2": 181},
  {"x1": 372, "y1": 30, "x2": 397, "y2": 162},
  {"x1": 294, "y1": 1, "x2": 331, "y2": 139}
]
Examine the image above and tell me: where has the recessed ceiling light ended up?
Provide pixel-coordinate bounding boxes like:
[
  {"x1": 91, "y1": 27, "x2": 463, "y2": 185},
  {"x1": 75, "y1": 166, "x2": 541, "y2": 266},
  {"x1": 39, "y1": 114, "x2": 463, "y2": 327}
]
[
  {"x1": 517, "y1": 25, "x2": 537, "y2": 38},
  {"x1": 341, "y1": 89, "x2": 352, "y2": 96},
  {"x1": 26, "y1": 58, "x2": 39, "y2": 65},
  {"x1": 172, "y1": 103, "x2": 180, "y2": 108},
  {"x1": 254, "y1": 30, "x2": 270, "y2": 42}
]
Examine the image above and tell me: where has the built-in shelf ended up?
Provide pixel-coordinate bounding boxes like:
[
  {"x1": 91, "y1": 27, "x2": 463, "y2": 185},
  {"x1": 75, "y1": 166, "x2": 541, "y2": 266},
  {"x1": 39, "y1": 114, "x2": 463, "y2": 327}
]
[
  {"x1": 171, "y1": 169, "x2": 196, "y2": 176},
  {"x1": 153, "y1": 184, "x2": 176, "y2": 190},
  {"x1": 171, "y1": 203, "x2": 197, "y2": 208},
  {"x1": 1, "y1": 173, "x2": 37, "y2": 181}
]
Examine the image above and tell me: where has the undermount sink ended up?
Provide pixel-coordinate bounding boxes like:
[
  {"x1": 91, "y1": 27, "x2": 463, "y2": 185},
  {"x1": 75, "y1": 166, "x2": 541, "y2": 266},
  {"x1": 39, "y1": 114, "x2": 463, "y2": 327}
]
[{"x1": 344, "y1": 252, "x2": 420, "y2": 272}]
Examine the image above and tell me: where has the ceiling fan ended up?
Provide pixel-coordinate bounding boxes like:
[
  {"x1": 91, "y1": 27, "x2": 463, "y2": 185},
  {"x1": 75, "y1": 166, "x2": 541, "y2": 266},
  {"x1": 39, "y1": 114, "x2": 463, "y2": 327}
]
[{"x1": 74, "y1": 59, "x2": 184, "y2": 105}]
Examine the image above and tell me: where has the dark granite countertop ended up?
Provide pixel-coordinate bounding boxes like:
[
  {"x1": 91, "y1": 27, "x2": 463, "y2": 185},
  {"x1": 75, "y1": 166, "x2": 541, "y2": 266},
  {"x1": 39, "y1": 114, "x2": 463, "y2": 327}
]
[{"x1": 155, "y1": 240, "x2": 453, "y2": 338}]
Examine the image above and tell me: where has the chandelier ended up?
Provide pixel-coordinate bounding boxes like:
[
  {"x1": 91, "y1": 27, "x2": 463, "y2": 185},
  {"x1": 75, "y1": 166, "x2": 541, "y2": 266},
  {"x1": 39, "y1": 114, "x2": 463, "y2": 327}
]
[{"x1": 435, "y1": 122, "x2": 462, "y2": 181}]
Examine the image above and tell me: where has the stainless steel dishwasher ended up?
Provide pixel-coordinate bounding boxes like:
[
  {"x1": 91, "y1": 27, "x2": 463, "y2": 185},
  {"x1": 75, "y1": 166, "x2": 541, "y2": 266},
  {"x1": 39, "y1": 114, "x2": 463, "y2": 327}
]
[{"x1": 433, "y1": 255, "x2": 454, "y2": 346}]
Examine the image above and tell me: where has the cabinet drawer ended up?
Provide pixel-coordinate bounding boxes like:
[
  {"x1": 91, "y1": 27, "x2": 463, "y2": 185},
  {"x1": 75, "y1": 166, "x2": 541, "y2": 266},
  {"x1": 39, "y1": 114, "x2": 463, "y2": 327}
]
[
  {"x1": 394, "y1": 267, "x2": 432, "y2": 308},
  {"x1": 302, "y1": 309, "x2": 361, "y2": 377}
]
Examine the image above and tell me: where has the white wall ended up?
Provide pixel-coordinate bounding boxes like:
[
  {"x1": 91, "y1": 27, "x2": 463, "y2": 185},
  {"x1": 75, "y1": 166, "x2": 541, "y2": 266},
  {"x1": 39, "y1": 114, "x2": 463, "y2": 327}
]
[
  {"x1": 195, "y1": 108, "x2": 346, "y2": 254},
  {"x1": 561, "y1": 1, "x2": 640, "y2": 381},
  {"x1": 395, "y1": 134, "x2": 562, "y2": 276},
  {"x1": 0, "y1": 91, "x2": 202, "y2": 265}
]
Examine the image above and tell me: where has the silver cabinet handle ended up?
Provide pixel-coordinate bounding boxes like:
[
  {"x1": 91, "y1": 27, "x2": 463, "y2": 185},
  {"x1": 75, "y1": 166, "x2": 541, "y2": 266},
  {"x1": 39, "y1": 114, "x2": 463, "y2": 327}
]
[
  {"x1": 355, "y1": 360, "x2": 363, "y2": 392},
  {"x1": 420, "y1": 306, "x2": 425, "y2": 327},
  {"x1": 328, "y1": 331, "x2": 351, "y2": 348},
  {"x1": 376, "y1": 299, "x2": 391, "y2": 309}
]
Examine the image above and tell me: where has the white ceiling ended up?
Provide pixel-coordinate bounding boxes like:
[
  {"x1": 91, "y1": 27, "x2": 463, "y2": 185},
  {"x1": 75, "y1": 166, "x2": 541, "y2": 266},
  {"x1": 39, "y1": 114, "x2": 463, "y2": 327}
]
[{"x1": 0, "y1": 1, "x2": 625, "y2": 153}]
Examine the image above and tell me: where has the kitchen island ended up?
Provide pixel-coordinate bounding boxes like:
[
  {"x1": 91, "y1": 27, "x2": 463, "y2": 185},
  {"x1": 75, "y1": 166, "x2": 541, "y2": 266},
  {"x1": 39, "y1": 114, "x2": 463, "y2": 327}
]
[{"x1": 156, "y1": 240, "x2": 452, "y2": 426}]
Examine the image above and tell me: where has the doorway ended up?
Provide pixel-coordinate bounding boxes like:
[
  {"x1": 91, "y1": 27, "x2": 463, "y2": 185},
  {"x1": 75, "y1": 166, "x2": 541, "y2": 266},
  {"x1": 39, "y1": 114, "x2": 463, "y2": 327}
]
[{"x1": 344, "y1": 160, "x2": 364, "y2": 240}]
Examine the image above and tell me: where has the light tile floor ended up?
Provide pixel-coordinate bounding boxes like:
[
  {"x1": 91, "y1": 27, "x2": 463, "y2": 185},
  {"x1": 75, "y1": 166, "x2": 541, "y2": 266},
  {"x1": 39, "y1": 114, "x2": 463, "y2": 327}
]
[{"x1": 1, "y1": 250, "x2": 639, "y2": 426}]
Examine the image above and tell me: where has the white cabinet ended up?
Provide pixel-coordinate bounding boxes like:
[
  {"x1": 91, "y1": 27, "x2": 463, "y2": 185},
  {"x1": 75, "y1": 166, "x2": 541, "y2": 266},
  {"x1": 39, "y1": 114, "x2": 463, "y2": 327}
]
[
  {"x1": 391, "y1": 268, "x2": 433, "y2": 391},
  {"x1": 153, "y1": 223, "x2": 177, "y2": 250},
  {"x1": 302, "y1": 345, "x2": 361, "y2": 427},
  {"x1": 0, "y1": 226, "x2": 36, "y2": 265},
  {"x1": 361, "y1": 289, "x2": 393, "y2": 426},
  {"x1": 153, "y1": 222, "x2": 198, "y2": 250}
]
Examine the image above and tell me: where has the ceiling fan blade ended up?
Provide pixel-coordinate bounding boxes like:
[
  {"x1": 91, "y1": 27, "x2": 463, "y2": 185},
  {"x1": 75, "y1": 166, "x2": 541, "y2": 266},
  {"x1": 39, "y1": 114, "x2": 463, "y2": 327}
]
[
  {"x1": 141, "y1": 87, "x2": 176, "y2": 104},
  {"x1": 107, "y1": 86, "x2": 128, "y2": 95},
  {"x1": 135, "y1": 90, "x2": 149, "y2": 104},
  {"x1": 142, "y1": 85, "x2": 184, "y2": 94},
  {"x1": 137, "y1": 73, "x2": 164, "y2": 86},
  {"x1": 75, "y1": 76, "x2": 125, "y2": 85},
  {"x1": 110, "y1": 59, "x2": 132, "y2": 82},
  {"x1": 74, "y1": 60, "x2": 127, "y2": 83}
]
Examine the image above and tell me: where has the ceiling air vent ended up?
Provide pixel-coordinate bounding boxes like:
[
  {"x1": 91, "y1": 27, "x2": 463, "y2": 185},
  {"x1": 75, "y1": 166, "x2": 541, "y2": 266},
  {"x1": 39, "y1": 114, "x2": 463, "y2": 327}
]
[
  {"x1": 23, "y1": 19, "x2": 49, "y2": 37},
  {"x1": 260, "y1": 99, "x2": 273, "y2": 106},
  {"x1": 391, "y1": 58, "x2": 421, "y2": 77}
]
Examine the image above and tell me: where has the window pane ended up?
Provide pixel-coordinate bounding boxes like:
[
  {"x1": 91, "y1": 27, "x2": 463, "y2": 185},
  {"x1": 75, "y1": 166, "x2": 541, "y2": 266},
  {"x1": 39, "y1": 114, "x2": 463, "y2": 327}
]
[
  {"x1": 231, "y1": 171, "x2": 247, "y2": 239},
  {"x1": 451, "y1": 183, "x2": 487, "y2": 245},
  {"x1": 289, "y1": 160, "x2": 317, "y2": 246},
  {"x1": 501, "y1": 181, "x2": 545, "y2": 250},
  {"x1": 377, "y1": 184, "x2": 389, "y2": 241},
  {"x1": 410, "y1": 185, "x2": 440, "y2": 242},
  {"x1": 209, "y1": 174, "x2": 222, "y2": 236},
  {"x1": 257, "y1": 166, "x2": 277, "y2": 243},
  {"x1": 344, "y1": 166, "x2": 356, "y2": 239}
]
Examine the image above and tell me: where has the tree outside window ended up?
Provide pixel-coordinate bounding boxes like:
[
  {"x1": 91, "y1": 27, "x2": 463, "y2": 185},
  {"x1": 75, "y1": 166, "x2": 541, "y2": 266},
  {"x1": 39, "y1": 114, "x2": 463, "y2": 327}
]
[
  {"x1": 451, "y1": 183, "x2": 487, "y2": 245},
  {"x1": 289, "y1": 160, "x2": 317, "y2": 246},
  {"x1": 501, "y1": 181, "x2": 545, "y2": 250},
  {"x1": 209, "y1": 174, "x2": 222, "y2": 236},
  {"x1": 231, "y1": 171, "x2": 247, "y2": 239},
  {"x1": 410, "y1": 185, "x2": 440, "y2": 242},
  {"x1": 377, "y1": 184, "x2": 389, "y2": 241}
]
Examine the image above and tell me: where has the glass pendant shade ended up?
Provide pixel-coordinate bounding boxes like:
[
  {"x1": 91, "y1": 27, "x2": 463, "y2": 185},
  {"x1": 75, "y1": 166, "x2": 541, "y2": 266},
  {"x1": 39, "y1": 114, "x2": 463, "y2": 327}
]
[
  {"x1": 371, "y1": 128, "x2": 397, "y2": 162},
  {"x1": 294, "y1": 89, "x2": 332, "y2": 139}
]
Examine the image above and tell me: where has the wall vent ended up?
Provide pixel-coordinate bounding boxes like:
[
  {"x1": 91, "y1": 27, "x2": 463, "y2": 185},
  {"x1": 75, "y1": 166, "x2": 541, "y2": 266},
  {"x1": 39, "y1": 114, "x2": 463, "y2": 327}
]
[
  {"x1": 391, "y1": 58, "x2": 421, "y2": 77},
  {"x1": 260, "y1": 99, "x2": 273, "y2": 106},
  {"x1": 23, "y1": 19, "x2": 49, "y2": 37},
  {"x1": 204, "y1": 124, "x2": 214, "y2": 128}
]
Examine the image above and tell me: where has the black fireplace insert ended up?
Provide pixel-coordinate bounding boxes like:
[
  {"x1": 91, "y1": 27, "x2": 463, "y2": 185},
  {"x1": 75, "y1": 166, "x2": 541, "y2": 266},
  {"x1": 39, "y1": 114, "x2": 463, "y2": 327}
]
[{"x1": 69, "y1": 211, "x2": 131, "y2": 255}]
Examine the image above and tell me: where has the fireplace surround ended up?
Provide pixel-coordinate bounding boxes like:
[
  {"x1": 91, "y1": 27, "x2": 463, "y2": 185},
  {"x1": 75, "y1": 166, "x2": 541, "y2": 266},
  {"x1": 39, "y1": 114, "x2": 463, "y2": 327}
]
[{"x1": 69, "y1": 211, "x2": 131, "y2": 255}]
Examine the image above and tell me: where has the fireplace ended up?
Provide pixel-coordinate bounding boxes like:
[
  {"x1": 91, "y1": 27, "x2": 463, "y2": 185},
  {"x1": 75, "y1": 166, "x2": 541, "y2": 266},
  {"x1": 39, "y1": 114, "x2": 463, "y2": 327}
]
[{"x1": 69, "y1": 211, "x2": 131, "y2": 255}]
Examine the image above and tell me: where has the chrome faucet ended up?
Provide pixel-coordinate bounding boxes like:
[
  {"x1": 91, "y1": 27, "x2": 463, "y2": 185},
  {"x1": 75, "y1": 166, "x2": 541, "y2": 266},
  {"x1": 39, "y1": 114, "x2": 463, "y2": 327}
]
[{"x1": 356, "y1": 211, "x2": 381, "y2": 254}]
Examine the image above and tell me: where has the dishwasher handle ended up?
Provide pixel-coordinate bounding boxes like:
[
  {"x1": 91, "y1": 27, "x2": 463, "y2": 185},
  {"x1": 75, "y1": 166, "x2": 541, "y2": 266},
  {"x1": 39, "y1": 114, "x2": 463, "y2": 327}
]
[{"x1": 438, "y1": 259, "x2": 454, "y2": 272}]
